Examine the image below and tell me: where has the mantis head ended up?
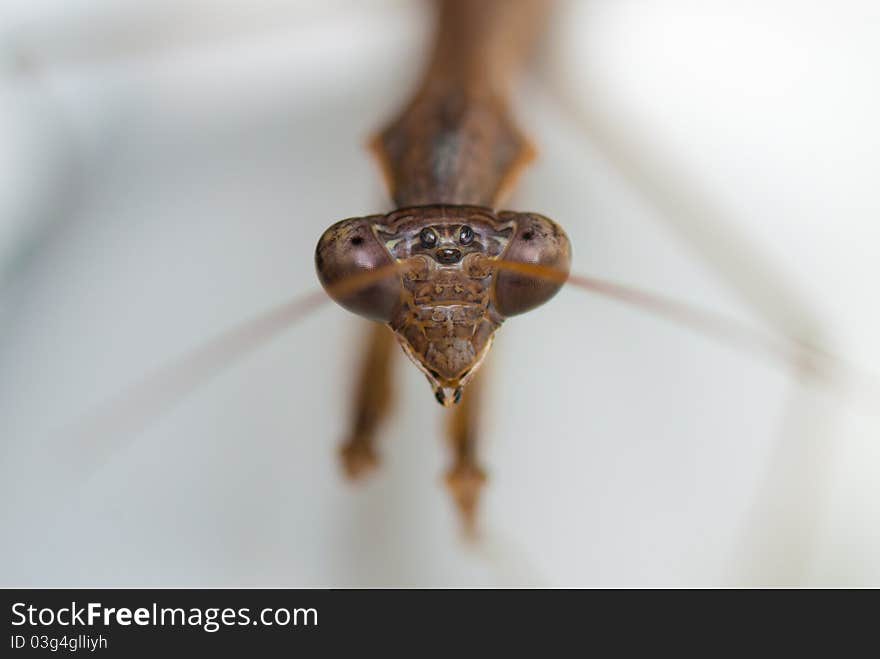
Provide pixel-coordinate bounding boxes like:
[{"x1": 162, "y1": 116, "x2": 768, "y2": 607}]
[{"x1": 315, "y1": 205, "x2": 571, "y2": 405}]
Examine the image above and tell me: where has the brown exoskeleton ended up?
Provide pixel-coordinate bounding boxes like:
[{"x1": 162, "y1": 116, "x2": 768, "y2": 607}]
[
  {"x1": 69, "y1": 0, "x2": 856, "y2": 543},
  {"x1": 314, "y1": 0, "x2": 567, "y2": 529},
  {"x1": 317, "y1": 207, "x2": 570, "y2": 405}
]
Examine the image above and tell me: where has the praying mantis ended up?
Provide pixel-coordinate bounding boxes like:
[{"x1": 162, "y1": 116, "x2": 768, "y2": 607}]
[
  {"x1": 315, "y1": 0, "x2": 569, "y2": 529},
  {"x1": 312, "y1": 0, "x2": 834, "y2": 535},
  {"x1": 3, "y1": 0, "x2": 876, "y2": 583}
]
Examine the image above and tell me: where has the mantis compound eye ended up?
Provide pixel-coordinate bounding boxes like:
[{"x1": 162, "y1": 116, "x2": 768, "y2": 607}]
[
  {"x1": 493, "y1": 212, "x2": 572, "y2": 317},
  {"x1": 315, "y1": 216, "x2": 402, "y2": 322}
]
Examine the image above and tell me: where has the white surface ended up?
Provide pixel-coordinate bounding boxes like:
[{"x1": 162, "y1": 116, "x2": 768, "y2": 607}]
[{"x1": 0, "y1": 0, "x2": 877, "y2": 585}]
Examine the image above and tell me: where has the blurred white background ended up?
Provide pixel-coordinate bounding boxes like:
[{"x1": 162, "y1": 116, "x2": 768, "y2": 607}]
[{"x1": 0, "y1": 0, "x2": 878, "y2": 586}]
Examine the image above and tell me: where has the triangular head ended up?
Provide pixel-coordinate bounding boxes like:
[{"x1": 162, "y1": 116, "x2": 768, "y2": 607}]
[{"x1": 315, "y1": 204, "x2": 571, "y2": 405}]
